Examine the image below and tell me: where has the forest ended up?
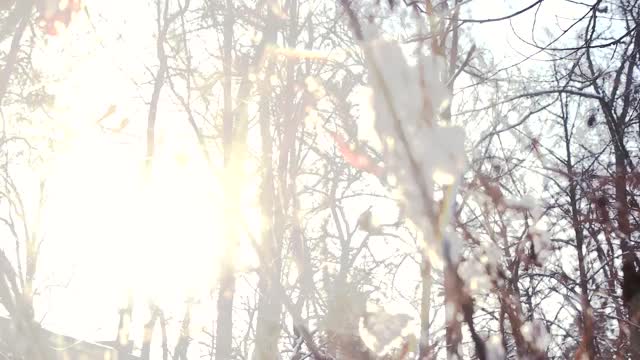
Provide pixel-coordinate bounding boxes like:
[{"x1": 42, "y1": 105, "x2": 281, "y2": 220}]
[{"x1": 0, "y1": 0, "x2": 639, "y2": 359}]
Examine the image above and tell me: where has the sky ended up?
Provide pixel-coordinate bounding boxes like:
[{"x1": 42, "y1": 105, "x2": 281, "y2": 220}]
[{"x1": 9, "y1": 0, "x2": 230, "y2": 343}]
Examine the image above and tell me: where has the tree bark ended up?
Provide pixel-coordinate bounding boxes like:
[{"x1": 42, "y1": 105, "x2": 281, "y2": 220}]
[
  {"x1": 419, "y1": 256, "x2": 432, "y2": 359},
  {"x1": 254, "y1": 63, "x2": 282, "y2": 360},
  {"x1": 214, "y1": 0, "x2": 237, "y2": 358}
]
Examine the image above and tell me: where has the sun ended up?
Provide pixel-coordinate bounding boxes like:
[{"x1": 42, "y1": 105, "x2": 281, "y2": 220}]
[
  {"x1": 41, "y1": 116, "x2": 234, "y2": 312},
  {"x1": 29, "y1": 10, "x2": 266, "y2": 335}
]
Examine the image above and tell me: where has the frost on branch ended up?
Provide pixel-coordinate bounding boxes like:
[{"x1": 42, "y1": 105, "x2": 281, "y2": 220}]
[
  {"x1": 361, "y1": 40, "x2": 466, "y2": 246},
  {"x1": 486, "y1": 335, "x2": 505, "y2": 360},
  {"x1": 358, "y1": 303, "x2": 415, "y2": 356},
  {"x1": 521, "y1": 320, "x2": 551, "y2": 353},
  {"x1": 457, "y1": 257, "x2": 491, "y2": 294},
  {"x1": 517, "y1": 221, "x2": 552, "y2": 268}
]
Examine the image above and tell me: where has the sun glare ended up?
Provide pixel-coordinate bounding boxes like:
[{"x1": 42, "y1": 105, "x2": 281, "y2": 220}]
[
  {"x1": 41, "y1": 113, "x2": 253, "y2": 313},
  {"x1": 32, "y1": 15, "x2": 267, "y2": 313}
]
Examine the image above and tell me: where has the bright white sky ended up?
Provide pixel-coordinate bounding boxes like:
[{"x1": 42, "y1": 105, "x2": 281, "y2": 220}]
[{"x1": 19, "y1": 0, "x2": 231, "y2": 343}]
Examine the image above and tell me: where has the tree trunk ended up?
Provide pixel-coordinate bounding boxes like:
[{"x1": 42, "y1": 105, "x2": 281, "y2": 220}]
[
  {"x1": 254, "y1": 64, "x2": 282, "y2": 360},
  {"x1": 141, "y1": 307, "x2": 159, "y2": 360},
  {"x1": 614, "y1": 150, "x2": 640, "y2": 358},
  {"x1": 419, "y1": 256, "x2": 432, "y2": 359},
  {"x1": 560, "y1": 99, "x2": 596, "y2": 359},
  {"x1": 214, "y1": 0, "x2": 237, "y2": 358}
]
